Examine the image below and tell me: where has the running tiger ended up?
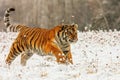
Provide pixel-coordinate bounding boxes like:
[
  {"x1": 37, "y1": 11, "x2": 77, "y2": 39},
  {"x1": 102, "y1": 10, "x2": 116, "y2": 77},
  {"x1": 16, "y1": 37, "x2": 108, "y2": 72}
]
[{"x1": 4, "y1": 8, "x2": 78, "y2": 66}]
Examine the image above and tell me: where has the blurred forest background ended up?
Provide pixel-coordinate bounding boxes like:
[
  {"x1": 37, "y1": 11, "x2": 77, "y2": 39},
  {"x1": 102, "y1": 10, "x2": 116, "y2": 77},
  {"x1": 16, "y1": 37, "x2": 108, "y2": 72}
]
[{"x1": 0, "y1": 0, "x2": 120, "y2": 31}]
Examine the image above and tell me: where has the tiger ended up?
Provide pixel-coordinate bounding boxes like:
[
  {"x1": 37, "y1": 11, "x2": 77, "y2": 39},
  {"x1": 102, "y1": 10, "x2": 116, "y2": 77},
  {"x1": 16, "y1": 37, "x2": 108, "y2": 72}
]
[{"x1": 4, "y1": 8, "x2": 78, "y2": 66}]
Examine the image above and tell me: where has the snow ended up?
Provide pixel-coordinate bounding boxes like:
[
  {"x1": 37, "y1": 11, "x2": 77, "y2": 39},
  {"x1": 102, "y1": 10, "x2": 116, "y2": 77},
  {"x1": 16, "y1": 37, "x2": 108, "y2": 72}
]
[{"x1": 0, "y1": 31, "x2": 120, "y2": 80}]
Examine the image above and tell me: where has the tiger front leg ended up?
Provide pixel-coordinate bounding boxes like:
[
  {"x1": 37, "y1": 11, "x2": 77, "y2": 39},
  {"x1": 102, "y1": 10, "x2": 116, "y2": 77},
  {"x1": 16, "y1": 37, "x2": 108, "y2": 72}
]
[
  {"x1": 63, "y1": 50, "x2": 73, "y2": 64},
  {"x1": 46, "y1": 43, "x2": 66, "y2": 64},
  {"x1": 56, "y1": 52, "x2": 66, "y2": 63},
  {"x1": 67, "y1": 51, "x2": 73, "y2": 64},
  {"x1": 52, "y1": 49, "x2": 66, "y2": 64}
]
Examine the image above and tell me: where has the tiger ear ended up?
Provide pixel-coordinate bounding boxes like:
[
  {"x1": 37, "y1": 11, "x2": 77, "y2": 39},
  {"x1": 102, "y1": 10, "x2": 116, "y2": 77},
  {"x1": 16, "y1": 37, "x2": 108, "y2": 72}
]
[
  {"x1": 74, "y1": 24, "x2": 78, "y2": 29},
  {"x1": 61, "y1": 25, "x2": 65, "y2": 30},
  {"x1": 71, "y1": 23, "x2": 78, "y2": 29}
]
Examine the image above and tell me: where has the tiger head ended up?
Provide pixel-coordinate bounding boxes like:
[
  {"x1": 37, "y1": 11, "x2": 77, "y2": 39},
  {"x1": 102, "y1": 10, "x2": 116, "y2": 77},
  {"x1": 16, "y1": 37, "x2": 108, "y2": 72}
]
[{"x1": 60, "y1": 24, "x2": 78, "y2": 43}]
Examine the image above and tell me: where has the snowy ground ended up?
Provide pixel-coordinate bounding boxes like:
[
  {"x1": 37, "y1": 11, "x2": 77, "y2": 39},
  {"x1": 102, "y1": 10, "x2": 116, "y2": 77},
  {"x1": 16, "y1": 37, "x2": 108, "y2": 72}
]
[{"x1": 0, "y1": 31, "x2": 120, "y2": 80}]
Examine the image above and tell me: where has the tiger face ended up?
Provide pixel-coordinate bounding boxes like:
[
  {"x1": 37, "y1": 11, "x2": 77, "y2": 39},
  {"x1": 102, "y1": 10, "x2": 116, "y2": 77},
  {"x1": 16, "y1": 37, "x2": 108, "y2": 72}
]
[{"x1": 62, "y1": 24, "x2": 78, "y2": 43}]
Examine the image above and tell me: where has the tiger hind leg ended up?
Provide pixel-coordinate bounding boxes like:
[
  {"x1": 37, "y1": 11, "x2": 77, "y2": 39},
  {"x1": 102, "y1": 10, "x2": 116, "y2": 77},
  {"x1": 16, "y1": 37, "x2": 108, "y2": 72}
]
[
  {"x1": 21, "y1": 52, "x2": 33, "y2": 66},
  {"x1": 5, "y1": 43, "x2": 21, "y2": 65},
  {"x1": 5, "y1": 51, "x2": 19, "y2": 65}
]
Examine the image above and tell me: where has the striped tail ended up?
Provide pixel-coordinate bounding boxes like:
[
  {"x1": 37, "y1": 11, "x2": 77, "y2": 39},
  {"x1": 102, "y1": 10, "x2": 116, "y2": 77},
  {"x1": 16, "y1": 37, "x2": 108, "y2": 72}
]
[
  {"x1": 4, "y1": 8, "x2": 27, "y2": 32},
  {"x1": 4, "y1": 8, "x2": 15, "y2": 29}
]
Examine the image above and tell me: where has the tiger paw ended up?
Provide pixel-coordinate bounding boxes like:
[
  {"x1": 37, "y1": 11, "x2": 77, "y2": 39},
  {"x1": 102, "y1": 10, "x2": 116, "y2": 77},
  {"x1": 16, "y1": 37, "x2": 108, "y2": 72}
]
[
  {"x1": 68, "y1": 58, "x2": 73, "y2": 64},
  {"x1": 58, "y1": 57, "x2": 66, "y2": 63},
  {"x1": 57, "y1": 53, "x2": 66, "y2": 64}
]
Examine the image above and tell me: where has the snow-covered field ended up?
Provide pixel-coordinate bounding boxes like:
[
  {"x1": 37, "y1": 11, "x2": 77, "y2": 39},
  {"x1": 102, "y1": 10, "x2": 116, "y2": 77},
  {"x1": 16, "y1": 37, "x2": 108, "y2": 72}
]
[{"x1": 0, "y1": 31, "x2": 120, "y2": 80}]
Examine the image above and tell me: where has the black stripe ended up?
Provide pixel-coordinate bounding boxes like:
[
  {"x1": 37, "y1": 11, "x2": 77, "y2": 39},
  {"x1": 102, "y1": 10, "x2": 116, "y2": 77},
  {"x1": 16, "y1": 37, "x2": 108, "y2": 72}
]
[
  {"x1": 62, "y1": 31, "x2": 68, "y2": 42},
  {"x1": 60, "y1": 27, "x2": 68, "y2": 42},
  {"x1": 63, "y1": 31, "x2": 68, "y2": 42},
  {"x1": 62, "y1": 25, "x2": 65, "y2": 30},
  {"x1": 4, "y1": 19, "x2": 9, "y2": 22},
  {"x1": 21, "y1": 44, "x2": 25, "y2": 51},
  {"x1": 10, "y1": 51, "x2": 15, "y2": 58},
  {"x1": 57, "y1": 31, "x2": 63, "y2": 44},
  {"x1": 24, "y1": 41, "x2": 28, "y2": 50},
  {"x1": 62, "y1": 31, "x2": 66, "y2": 40},
  {"x1": 6, "y1": 23, "x2": 10, "y2": 27},
  {"x1": 64, "y1": 36, "x2": 68, "y2": 42},
  {"x1": 9, "y1": 25, "x2": 13, "y2": 31},
  {"x1": 63, "y1": 44, "x2": 69, "y2": 48},
  {"x1": 27, "y1": 28, "x2": 35, "y2": 46},
  {"x1": 13, "y1": 26, "x2": 16, "y2": 32},
  {"x1": 62, "y1": 31, "x2": 64, "y2": 37},
  {"x1": 16, "y1": 44, "x2": 22, "y2": 53},
  {"x1": 7, "y1": 10, "x2": 10, "y2": 13},
  {"x1": 5, "y1": 13, "x2": 9, "y2": 17},
  {"x1": 9, "y1": 8, "x2": 15, "y2": 11},
  {"x1": 24, "y1": 28, "x2": 33, "y2": 35},
  {"x1": 9, "y1": 50, "x2": 14, "y2": 58},
  {"x1": 29, "y1": 30, "x2": 37, "y2": 49},
  {"x1": 14, "y1": 52, "x2": 19, "y2": 56},
  {"x1": 20, "y1": 39, "x2": 26, "y2": 50},
  {"x1": 12, "y1": 46, "x2": 18, "y2": 54},
  {"x1": 63, "y1": 50, "x2": 69, "y2": 55},
  {"x1": 34, "y1": 31, "x2": 40, "y2": 50},
  {"x1": 37, "y1": 31, "x2": 44, "y2": 50}
]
